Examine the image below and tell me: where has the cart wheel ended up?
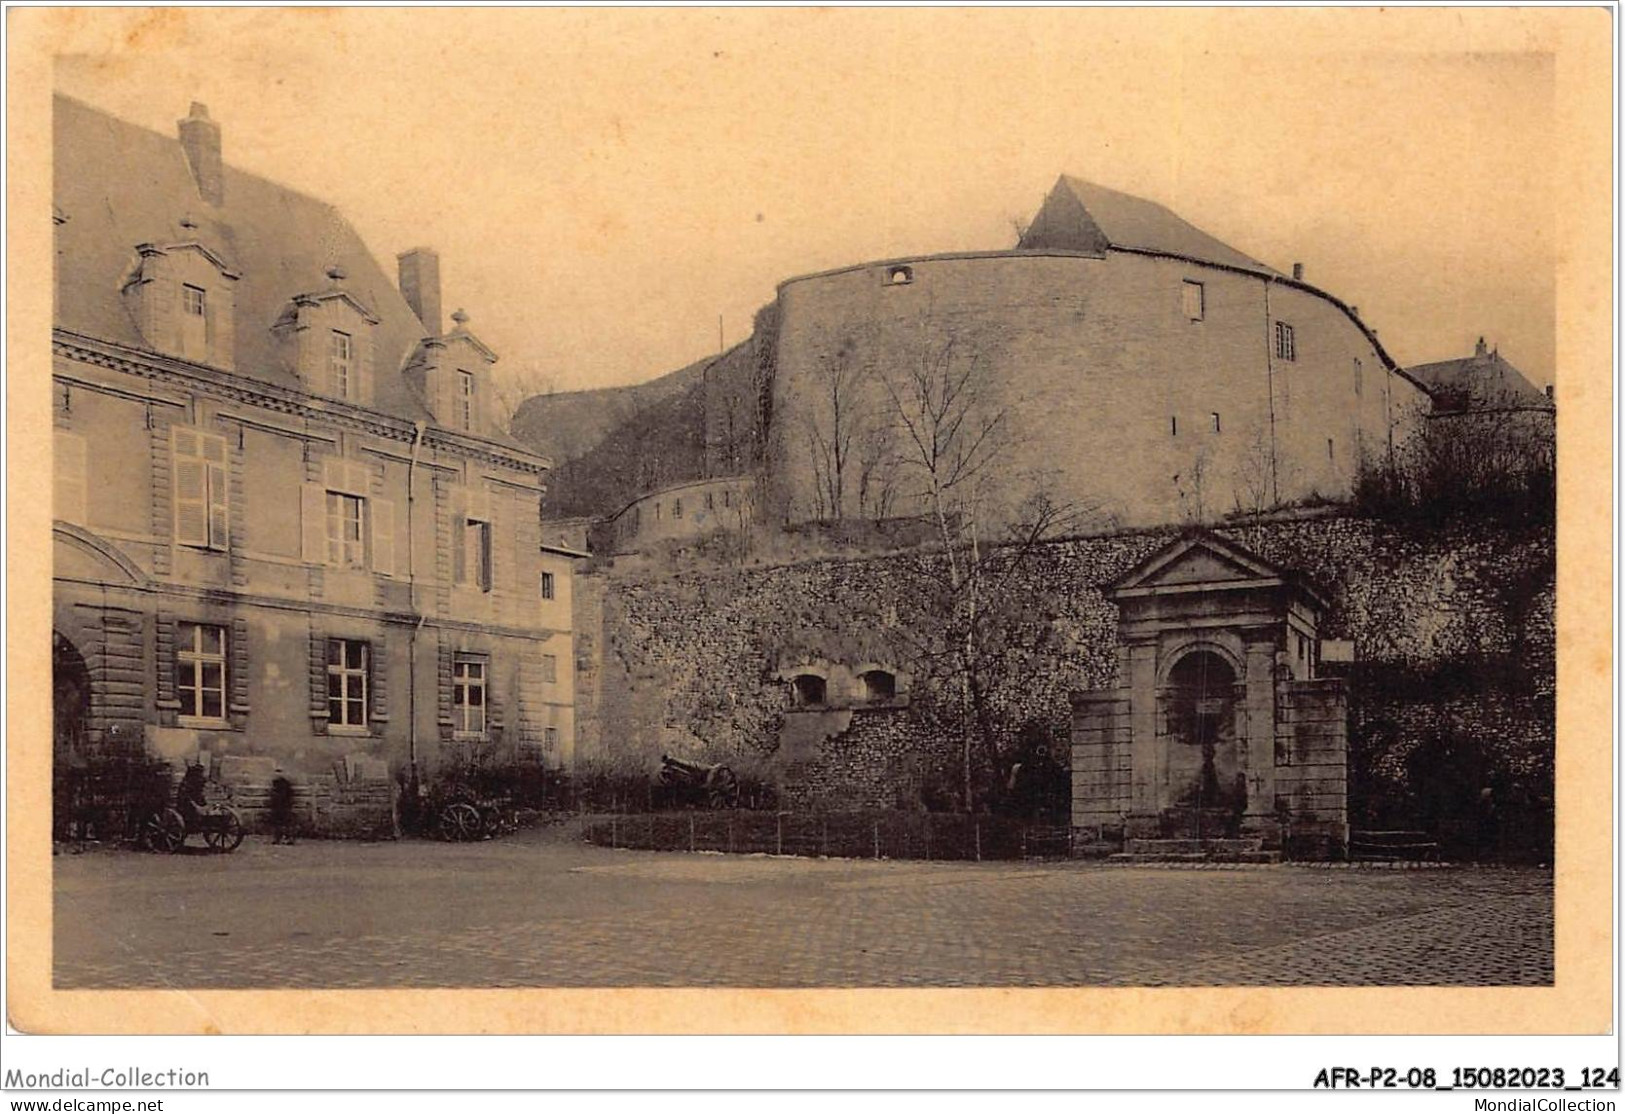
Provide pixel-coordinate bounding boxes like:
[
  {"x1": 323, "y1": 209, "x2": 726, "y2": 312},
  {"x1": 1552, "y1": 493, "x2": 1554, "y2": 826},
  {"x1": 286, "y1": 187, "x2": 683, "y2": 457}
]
[
  {"x1": 143, "y1": 808, "x2": 186, "y2": 853},
  {"x1": 439, "y1": 802, "x2": 482, "y2": 841},
  {"x1": 708, "y1": 767, "x2": 740, "y2": 810},
  {"x1": 204, "y1": 809, "x2": 245, "y2": 853}
]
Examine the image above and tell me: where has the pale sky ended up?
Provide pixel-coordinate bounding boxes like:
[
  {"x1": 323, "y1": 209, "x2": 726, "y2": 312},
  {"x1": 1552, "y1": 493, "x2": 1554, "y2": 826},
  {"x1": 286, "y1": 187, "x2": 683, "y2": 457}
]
[{"x1": 53, "y1": 8, "x2": 1563, "y2": 395}]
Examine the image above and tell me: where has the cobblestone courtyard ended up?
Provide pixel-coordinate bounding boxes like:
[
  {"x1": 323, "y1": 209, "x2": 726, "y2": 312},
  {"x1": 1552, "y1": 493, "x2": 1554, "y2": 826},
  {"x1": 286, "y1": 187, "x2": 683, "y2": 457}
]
[{"x1": 54, "y1": 827, "x2": 1553, "y2": 988}]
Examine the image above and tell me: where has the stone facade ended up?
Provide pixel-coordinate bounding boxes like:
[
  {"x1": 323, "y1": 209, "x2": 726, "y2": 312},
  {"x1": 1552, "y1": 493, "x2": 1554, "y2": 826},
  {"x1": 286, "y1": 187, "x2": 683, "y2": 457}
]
[
  {"x1": 768, "y1": 249, "x2": 1428, "y2": 529},
  {"x1": 52, "y1": 96, "x2": 581, "y2": 838},
  {"x1": 1069, "y1": 532, "x2": 1349, "y2": 857}
]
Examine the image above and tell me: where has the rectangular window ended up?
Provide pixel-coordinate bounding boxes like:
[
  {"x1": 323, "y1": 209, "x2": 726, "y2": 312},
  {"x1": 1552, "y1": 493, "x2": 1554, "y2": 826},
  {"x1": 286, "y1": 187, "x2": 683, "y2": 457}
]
[
  {"x1": 326, "y1": 491, "x2": 366, "y2": 568},
  {"x1": 326, "y1": 639, "x2": 369, "y2": 728},
  {"x1": 329, "y1": 331, "x2": 353, "y2": 399},
  {"x1": 541, "y1": 654, "x2": 558, "y2": 684},
  {"x1": 722, "y1": 489, "x2": 731, "y2": 509},
  {"x1": 705, "y1": 492, "x2": 715, "y2": 511},
  {"x1": 1170, "y1": 416, "x2": 1178, "y2": 436},
  {"x1": 543, "y1": 726, "x2": 560, "y2": 751},
  {"x1": 177, "y1": 622, "x2": 228, "y2": 722},
  {"x1": 1353, "y1": 357, "x2": 1364, "y2": 397},
  {"x1": 173, "y1": 428, "x2": 229, "y2": 549},
  {"x1": 462, "y1": 519, "x2": 492, "y2": 591},
  {"x1": 1211, "y1": 412, "x2": 1221, "y2": 433},
  {"x1": 452, "y1": 654, "x2": 487, "y2": 737},
  {"x1": 1274, "y1": 321, "x2": 1296, "y2": 362},
  {"x1": 1182, "y1": 280, "x2": 1204, "y2": 321},
  {"x1": 673, "y1": 498, "x2": 684, "y2": 519},
  {"x1": 1328, "y1": 437, "x2": 1336, "y2": 460},
  {"x1": 540, "y1": 571, "x2": 556, "y2": 600},
  {"x1": 458, "y1": 371, "x2": 475, "y2": 431},
  {"x1": 179, "y1": 285, "x2": 208, "y2": 361}
]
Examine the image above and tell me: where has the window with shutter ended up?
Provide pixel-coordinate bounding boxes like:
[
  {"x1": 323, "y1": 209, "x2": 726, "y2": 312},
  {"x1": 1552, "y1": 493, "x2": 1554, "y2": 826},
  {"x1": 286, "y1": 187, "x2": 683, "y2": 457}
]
[
  {"x1": 459, "y1": 517, "x2": 492, "y2": 592},
  {"x1": 371, "y1": 499, "x2": 395, "y2": 577},
  {"x1": 173, "y1": 427, "x2": 228, "y2": 549}
]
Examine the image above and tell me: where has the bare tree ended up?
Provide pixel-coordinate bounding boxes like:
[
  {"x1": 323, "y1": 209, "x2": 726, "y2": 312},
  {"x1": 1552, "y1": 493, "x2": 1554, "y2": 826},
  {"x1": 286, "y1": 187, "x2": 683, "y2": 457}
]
[
  {"x1": 801, "y1": 339, "x2": 865, "y2": 522},
  {"x1": 490, "y1": 366, "x2": 559, "y2": 434},
  {"x1": 874, "y1": 332, "x2": 1010, "y2": 809}
]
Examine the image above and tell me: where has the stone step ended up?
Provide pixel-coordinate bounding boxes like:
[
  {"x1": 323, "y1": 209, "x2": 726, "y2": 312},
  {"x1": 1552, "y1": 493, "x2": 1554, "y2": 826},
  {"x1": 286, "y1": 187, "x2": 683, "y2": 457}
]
[{"x1": 1124, "y1": 837, "x2": 1263, "y2": 855}]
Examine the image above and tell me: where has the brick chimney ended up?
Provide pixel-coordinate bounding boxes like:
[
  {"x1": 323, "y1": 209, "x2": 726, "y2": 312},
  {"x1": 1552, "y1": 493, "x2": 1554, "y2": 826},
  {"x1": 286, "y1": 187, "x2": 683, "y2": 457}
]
[
  {"x1": 178, "y1": 103, "x2": 223, "y2": 207},
  {"x1": 397, "y1": 248, "x2": 442, "y2": 336}
]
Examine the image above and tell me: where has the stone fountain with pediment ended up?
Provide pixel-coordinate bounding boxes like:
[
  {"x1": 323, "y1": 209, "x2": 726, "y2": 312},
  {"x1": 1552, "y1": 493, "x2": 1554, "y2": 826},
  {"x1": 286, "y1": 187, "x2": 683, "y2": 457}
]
[{"x1": 1071, "y1": 531, "x2": 1350, "y2": 861}]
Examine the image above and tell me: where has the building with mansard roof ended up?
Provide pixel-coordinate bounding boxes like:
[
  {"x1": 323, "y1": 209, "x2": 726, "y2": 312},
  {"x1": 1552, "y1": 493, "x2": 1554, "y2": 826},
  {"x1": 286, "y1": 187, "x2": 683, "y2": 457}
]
[{"x1": 52, "y1": 95, "x2": 581, "y2": 838}]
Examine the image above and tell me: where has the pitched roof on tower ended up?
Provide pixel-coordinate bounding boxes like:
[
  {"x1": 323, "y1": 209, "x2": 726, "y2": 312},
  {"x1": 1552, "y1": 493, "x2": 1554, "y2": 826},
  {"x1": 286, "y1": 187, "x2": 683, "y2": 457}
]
[
  {"x1": 1019, "y1": 175, "x2": 1282, "y2": 277},
  {"x1": 1404, "y1": 341, "x2": 1553, "y2": 412}
]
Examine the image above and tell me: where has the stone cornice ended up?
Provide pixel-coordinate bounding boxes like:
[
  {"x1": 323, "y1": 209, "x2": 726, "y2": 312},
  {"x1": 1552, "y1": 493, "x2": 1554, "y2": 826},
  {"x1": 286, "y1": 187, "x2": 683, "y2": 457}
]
[{"x1": 53, "y1": 329, "x2": 547, "y2": 476}]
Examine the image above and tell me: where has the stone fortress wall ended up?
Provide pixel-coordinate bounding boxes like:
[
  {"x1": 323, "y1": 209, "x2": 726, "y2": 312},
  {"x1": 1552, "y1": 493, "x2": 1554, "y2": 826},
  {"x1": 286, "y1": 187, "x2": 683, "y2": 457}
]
[{"x1": 573, "y1": 511, "x2": 1553, "y2": 838}]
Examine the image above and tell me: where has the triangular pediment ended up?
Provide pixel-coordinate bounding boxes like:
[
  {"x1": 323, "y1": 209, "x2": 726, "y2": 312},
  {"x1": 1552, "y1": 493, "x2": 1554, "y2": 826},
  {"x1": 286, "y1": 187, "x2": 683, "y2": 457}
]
[
  {"x1": 291, "y1": 288, "x2": 380, "y2": 325},
  {"x1": 1109, "y1": 531, "x2": 1287, "y2": 598},
  {"x1": 443, "y1": 328, "x2": 498, "y2": 365}
]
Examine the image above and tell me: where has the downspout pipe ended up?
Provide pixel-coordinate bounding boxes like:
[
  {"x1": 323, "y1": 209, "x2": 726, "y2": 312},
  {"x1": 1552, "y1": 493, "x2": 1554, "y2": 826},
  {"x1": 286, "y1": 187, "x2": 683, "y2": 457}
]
[{"x1": 406, "y1": 421, "x2": 428, "y2": 797}]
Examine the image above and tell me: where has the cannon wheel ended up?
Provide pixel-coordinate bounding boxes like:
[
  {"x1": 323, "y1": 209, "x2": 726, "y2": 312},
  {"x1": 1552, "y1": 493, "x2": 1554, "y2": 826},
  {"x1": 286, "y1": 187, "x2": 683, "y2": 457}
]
[
  {"x1": 439, "y1": 801, "x2": 483, "y2": 842},
  {"x1": 143, "y1": 807, "x2": 187, "y2": 854},
  {"x1": 707, "y1": 766, "x2": 740, "y2": 810},
  {"x1": 203, "y1": 809, "x2": 245, "y2": 853}
]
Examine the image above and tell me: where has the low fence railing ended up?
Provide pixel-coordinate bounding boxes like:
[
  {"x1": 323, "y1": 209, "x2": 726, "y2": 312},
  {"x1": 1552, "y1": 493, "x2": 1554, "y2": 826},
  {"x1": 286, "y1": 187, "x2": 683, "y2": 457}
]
[{"x1": 582, "y1": 810, "x2": 1073, "y2": 862}]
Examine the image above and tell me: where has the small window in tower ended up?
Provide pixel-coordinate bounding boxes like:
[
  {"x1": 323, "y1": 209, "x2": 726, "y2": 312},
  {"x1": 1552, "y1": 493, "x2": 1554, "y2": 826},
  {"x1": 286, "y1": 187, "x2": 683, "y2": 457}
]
[
  {"x1": 1353, "y1": 357, "x2": 1364, "y2": 397},
  {"x1": 673, "y1": 498, "x2": 683, "y2": 519},
  {"x1": 1211, "y1": 412, "x2": 1221, "y2": 433},
  {"x1": 884, "y1": 265, "x2": 914, "y2": 286},
  {"x1": 1274, "y1": 321, "x2": 1297, "y2": 362},
  {"x1": 1328, "y1": 438, "x2": 1336, "y2": 460},
  {"x1": 722, "y1": 489, "x2": 732, "y2": 508},
  {"x1": 1170, "y1": 416, "x2": 1178, "y2": 436},
  {"x1": 1182, "y1": 280, "x2": 1205, "y2": 321},
  {"x1": 705, "y1": 491, "x2": 715, "y2": 511},
  {"x1": 182, "y1": 285, "x2": 207, "y2": 316}
]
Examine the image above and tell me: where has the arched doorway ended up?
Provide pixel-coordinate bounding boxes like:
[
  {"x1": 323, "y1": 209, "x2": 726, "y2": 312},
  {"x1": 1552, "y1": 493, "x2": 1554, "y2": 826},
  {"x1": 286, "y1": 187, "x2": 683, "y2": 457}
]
[
  {"x1": 53, "y1": 630, "x2": 92, "y2": 839},
  {"x1": 1162, "y1": 650, "x2": 1245, "y2": 836}
]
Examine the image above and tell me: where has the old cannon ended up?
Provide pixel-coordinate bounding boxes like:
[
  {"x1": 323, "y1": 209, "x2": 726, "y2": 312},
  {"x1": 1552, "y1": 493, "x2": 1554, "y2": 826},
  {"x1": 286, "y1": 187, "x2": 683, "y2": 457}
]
[{"x1": 659, "y1": 754, "x2": 740, "y2": 809}]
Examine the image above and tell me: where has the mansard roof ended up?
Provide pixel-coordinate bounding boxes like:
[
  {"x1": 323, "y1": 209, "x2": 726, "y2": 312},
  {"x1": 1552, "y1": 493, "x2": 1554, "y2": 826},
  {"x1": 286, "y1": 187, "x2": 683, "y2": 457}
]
[
  {"x1": 53, "y1": 93, "x2": 535, "y2": 457},
  {"x1": 53, "y1": 95, "x2": 435, "y2": 424},
  {"x1": 1020, "y1": 175, "x2": 1283, "y2": 277}
]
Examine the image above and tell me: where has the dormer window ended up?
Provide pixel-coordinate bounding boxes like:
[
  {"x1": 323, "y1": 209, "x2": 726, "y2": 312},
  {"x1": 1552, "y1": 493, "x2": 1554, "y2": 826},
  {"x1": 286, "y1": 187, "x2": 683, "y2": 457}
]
[
  {"x1": 329, "y1": 331, "x2": 353, "y2": 399},
  {"x1": 179, "y1": 284, "x2": 208, "y2": 360},
  {"x1": 458, "y1": 371, "x2": 475, "y2": 431},
  {"x1": 124, "y1": 241, "x2": 239, "y2": 369},
  {"x1": 884, "y1": 265, "x2": 914, "y2": 286}
]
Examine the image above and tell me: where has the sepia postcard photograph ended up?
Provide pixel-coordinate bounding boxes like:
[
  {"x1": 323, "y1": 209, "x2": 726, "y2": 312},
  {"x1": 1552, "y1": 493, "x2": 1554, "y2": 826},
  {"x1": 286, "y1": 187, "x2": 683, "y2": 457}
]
[{"x1": 4, "y1": 5, "x2": 1613, "y2": 1049}]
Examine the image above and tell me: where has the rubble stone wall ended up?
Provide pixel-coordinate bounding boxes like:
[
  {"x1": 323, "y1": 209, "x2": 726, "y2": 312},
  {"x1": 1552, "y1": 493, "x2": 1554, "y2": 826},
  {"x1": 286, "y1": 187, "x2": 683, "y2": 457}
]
[{"x1": 575, "y1": 512, "x2": 1554, "y2": 818}]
